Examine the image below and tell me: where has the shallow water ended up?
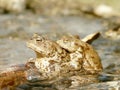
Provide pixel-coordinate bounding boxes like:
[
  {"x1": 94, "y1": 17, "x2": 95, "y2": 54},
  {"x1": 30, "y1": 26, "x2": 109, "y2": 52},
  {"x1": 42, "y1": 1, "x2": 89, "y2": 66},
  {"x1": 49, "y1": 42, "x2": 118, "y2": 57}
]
[
  {"x1": 0, "y1": 14, "x2": 105, "y2": 69},
  {"x1": 0, "y1": 15, "x2": 120, "y2": 68},
  {"x1": 0, "y1": 14, "x2": 119, "y2": 72},
  {"x1": 0, "y1": 14, "x2": 120, "y2": 90}
]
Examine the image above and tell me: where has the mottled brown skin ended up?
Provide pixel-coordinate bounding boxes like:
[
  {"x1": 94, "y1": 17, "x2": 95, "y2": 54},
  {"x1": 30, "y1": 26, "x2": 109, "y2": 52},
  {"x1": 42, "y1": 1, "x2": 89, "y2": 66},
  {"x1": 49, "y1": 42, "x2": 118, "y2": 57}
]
[
  {"x1": 27, "y1": 34, "x2": 70, "y2": 79},
  {"x1": 57, "y1": 35, "x2": 103, "y2": 74},
  {"x1": 26, "y1": 33, "x2": 103, "y2": 87},
  {"x1": 0, "y1": 33, "x2": 103, "y2": 89},
  {"x1": 26, "y1": 34, "x2": 66, "y2": 58},
  {"x1": 27, "y1": 33, "x2": 103, "y2": 75}
]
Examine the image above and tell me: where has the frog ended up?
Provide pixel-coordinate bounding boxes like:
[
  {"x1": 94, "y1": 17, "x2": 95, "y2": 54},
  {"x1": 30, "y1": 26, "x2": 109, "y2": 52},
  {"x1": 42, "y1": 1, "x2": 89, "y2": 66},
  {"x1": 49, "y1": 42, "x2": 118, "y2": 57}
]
[
  {"x1": 26, "y1": 33, "x2": 71, "y2": 79},
  {"x1": 26, "y1": 32, "x2": 103, "y2": 87},
  {"x1": 57, "y1": 32, "x2": 103, "y2": 74}
]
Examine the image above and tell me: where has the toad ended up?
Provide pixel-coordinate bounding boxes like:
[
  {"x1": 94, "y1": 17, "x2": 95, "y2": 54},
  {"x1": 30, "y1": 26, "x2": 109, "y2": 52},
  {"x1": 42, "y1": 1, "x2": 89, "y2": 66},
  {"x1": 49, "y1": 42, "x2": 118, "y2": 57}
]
[
  {"x1": 57, "y1": 33, "x2": 103, "y2": 74},
  {"x1": 26, "y1": 34, "x2": 70, "y2": 79},
  {"x1": 26, "y1": 32, "x2": 103, "y2": 86}
]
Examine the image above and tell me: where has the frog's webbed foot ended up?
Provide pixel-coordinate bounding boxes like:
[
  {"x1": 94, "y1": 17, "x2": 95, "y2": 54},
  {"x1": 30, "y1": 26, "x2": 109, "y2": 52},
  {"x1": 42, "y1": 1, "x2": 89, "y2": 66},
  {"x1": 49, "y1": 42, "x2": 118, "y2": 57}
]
[
  {"x1": 82, "y1": 32, "x2": 100, "y2": 44},
  {"x1": 25, "y1": 58, "x2": 48, "y2": 82}
]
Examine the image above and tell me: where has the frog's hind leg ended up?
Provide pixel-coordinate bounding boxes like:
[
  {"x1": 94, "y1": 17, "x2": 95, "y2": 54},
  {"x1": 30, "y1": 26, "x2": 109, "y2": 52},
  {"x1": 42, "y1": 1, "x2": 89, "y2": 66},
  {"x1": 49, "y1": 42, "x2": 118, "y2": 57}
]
[{"x1": 82, "y1": 32, "x2": 100, "y2": 44}]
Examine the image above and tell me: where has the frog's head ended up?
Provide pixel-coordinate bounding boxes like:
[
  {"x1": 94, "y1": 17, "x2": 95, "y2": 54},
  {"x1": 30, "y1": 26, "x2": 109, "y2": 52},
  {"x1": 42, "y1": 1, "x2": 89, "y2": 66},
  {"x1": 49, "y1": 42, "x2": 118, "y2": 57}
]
[
  {"x1": 26, "y1": 34, "x2": 55, "y2": 57},
  {"x1": 57, "y1": 35, "x2": 82, "y2": 52},
  {"x1": 57, "y1": 32, "x2": 100, "y2": 52},
  {"x1": 27, "y1": 34, "x2": 45, "y2": 52}
]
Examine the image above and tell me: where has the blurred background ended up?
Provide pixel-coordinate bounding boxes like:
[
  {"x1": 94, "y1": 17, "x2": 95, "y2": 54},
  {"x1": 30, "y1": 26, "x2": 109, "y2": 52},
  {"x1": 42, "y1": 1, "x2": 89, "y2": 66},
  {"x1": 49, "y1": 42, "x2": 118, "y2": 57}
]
[{"x1": 0, "y1": 0, "x2": 120, "y2": 73}]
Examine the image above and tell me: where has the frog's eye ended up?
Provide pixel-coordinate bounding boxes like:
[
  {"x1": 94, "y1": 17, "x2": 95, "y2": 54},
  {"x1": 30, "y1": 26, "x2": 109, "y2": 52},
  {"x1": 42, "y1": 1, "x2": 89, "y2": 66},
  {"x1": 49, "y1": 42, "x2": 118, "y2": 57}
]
[
  {"x1": 36, "y1": 39, "x2": 41, "y2": 41},
  {"x1": 36, "y1": 37, "x2": 43, "y2": 41}
]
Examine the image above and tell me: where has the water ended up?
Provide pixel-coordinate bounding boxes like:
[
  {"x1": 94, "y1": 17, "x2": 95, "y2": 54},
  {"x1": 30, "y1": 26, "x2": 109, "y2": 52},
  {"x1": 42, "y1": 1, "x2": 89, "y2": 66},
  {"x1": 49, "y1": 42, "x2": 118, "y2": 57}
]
[{"x1": 0, "y1": 14, "x2": 119, "y2": 75}]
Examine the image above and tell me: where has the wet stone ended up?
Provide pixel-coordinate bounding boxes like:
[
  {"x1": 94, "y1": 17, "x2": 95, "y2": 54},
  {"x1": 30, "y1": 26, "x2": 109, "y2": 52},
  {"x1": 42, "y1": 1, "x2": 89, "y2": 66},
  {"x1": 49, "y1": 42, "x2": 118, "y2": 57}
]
[
  {"x1": 16, "y1": 84, "x2": 32, "y2": 90},
  {"x1": 0, "y1": 7, "x2": 120, "y2": 89}
]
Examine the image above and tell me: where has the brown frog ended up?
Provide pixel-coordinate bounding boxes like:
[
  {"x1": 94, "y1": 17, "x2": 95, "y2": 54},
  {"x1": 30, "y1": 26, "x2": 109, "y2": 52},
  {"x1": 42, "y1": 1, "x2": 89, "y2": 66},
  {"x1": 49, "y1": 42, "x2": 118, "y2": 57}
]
[
  {"x1": 26, "y1": 34, "x2": 70, "y2": 79},
  {"x1": 26, "y1": 33, "x2": 103, "y2": 86},
  {"x1": 57, "y1": 33, "x2": 103, "y2": 74}
]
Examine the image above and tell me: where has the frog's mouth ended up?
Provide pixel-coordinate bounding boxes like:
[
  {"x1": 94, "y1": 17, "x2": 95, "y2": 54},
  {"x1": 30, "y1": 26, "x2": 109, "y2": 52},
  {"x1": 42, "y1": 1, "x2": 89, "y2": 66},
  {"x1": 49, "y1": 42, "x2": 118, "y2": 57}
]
[
  {"x1": 26, "y1": 41, "x2": 44, "y2": 58},
  {"x1": 26, "y1": 41, "x2": 41, "y2": 53}
]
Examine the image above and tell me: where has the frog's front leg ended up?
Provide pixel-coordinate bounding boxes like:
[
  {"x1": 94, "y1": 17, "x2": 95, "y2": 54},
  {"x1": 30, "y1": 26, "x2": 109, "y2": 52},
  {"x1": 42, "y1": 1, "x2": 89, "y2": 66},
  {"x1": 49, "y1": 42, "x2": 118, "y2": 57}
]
[
  {"x1": 35, "y1": 51, "x2": 44, "y2": 58},
  {"x1": 25, "y1": 58, "x2": 36, "y2": 69},
  {"x1": 25, "y1": 58, "x2": 48, "y2": 82}
]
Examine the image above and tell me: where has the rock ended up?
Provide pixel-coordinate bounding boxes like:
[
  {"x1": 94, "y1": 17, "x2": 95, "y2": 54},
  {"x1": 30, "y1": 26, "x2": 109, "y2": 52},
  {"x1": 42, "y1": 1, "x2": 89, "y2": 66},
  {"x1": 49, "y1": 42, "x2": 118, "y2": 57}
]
[
  {"x1": 0, "y1": 0, "x2": 26, "y2": 13},
  {"x1": 79, "y1": 80, "x2": 120, "y2": 90},
  {"x1": 26, "y1": 0, "x2": 86, "y2": 15},
  {"x1": 94, "y1": 4, "x2": 120, "y2": 18},
  {"x1": 105, "y1": 29, "x2": 120, "y2": 40}
]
